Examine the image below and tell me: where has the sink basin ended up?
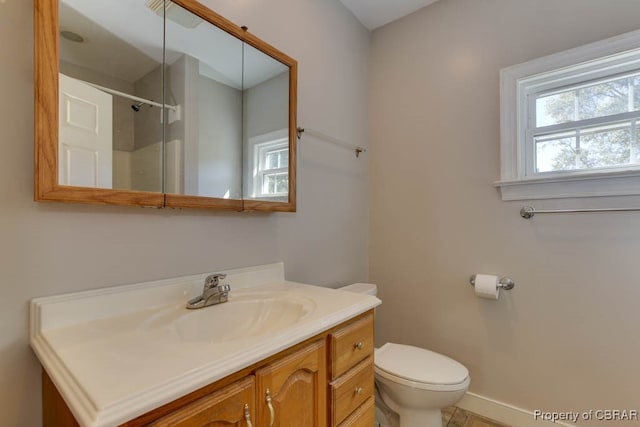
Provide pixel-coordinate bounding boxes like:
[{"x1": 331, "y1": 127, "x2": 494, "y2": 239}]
[{"x1": 156, "y1": 293, "x2": 316, "y2": 343}]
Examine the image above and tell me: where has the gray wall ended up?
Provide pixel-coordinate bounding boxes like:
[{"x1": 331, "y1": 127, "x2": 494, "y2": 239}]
[
  {"x1": 167, "y1": 54, "x2": 201, "y2": 195},
  {"x1": 244, "y1": 71, "x2": 289, "y2": 140},
  {"x1": 369, "y1": 0, "x2": 640, "y2": 422},
  {"x1": 0, "y1": 0, "x2": 370, "y2": 425},
  {"x1": 134, "y1": 65, "x2": 164, "y2": 151},
  {"x1": 198, "y1": 74, "x2": 243, "y2": 199}
]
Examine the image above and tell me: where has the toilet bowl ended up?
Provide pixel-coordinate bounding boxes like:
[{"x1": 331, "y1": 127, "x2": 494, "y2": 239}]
[
  {"x1": 339, "y1": 283, "x2": 470, "y2": 427},
  {"x1": 375, "y1": 343, "x2": 469, "y2": 427}
]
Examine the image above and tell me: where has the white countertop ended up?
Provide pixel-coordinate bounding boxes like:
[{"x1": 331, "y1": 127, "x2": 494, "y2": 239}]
[{"x1": 30, "y1": 263, "x2": 380, "y2": 427}]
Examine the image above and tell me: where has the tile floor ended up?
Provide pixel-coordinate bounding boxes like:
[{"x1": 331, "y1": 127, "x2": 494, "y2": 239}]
[{"x1": 442, "y1": 406, "x2": 511, "y2": 427}]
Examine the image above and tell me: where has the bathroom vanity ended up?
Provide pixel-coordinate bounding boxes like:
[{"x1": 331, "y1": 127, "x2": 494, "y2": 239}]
[{"x1": 30, "y1": 264, "x2": 380, "y2": 426}]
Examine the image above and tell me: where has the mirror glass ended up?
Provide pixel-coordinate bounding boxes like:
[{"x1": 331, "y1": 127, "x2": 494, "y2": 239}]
[
  {"x1": 58, "y1": 0, "x2": 165, "y2": 192},
  {"x1": 51, "y1": 0, "x2": 294, "y2": 208},
  {"x1": 164, "y1": 2, "x2": 243, "y2": 199},
  {"x1": 242, "y1": 44, "x2": 290, "y2": 202}
]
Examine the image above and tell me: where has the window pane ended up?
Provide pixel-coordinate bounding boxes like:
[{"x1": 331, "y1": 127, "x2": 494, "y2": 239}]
[
  {"x1": 266, "y1": 152, "x2": 278, "y2": 170},
  {"x1": 275, "y1": 174, "x2": 288, "y2": 193},
  {"x1": 262, "y1": 175, "x2": 275, "y2": 194},
  {"x1": 577, "y1": 78, "x2": 629, "y2": 121},
  {"x1": 263, "y1": 148, "x2": 288, "y2": 171},
  {"x1": 635, "y1": 123, "x2": 640, "y2": 163},
  {"x1": 579, "y1": 125, "x2": 631, "y2": 169},
  {"x1": 536, "y1": 92, "x2": 576, "y2": 127},
  {"x1": 261, "y1": 173, "x2": 288, "y2": 195},
  {"x1": 535, "y1": 122, "x2": 640, "y2": 173},
  {"x1": 634, "y1": 76, "x2": 640, "y2": 113},
  {"x1": 535, "y1": 135, "x2": 577, "y2": 172},
  {"x1": 536, "y1": 73, "x2": 640, "y2": 127}
]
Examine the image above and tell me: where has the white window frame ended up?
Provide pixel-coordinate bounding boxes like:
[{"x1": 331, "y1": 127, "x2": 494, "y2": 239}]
[
  {"x1": 247, "y1": 128, "x2": 289, "y2": 200},
  {"x1": 497, "y1": 29, "x2": 640, "y2": 201}
]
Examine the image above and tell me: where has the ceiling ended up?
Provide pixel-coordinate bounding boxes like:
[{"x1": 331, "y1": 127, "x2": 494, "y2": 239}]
[
  {"x1": 339, "y1": 0, "x2": 441, "y2": 30},
  {"x1": 59, "y1": 0, "x2": 438, "y2": 87}
]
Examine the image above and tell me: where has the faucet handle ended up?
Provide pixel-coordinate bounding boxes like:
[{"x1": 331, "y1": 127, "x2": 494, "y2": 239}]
[{"x1": 204, "y1": 273, "x2": 227, "y2": 289}]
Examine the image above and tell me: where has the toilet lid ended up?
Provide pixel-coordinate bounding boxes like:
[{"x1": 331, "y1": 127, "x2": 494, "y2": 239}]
[{"x1": 375, "y1": 343, "x2": 468, "y2": 385}]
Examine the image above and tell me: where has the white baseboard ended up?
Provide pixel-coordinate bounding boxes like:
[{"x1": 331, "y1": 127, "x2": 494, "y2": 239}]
[{"x1": 456, "y1": 392, "x2": 577, "y2": 427}]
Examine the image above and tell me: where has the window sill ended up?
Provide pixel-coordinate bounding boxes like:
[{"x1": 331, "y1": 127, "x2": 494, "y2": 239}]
[{"x1": 495, "y1": 170, "x2": 640, "y2": 201}]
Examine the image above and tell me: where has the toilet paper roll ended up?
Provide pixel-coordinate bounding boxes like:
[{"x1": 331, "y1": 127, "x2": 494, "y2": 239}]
[{"x1": 474, "y1": 274, "x2": 499, "y2": 300}]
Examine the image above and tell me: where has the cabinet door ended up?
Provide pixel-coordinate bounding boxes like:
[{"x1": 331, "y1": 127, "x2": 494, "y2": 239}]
[
  {"x1": 149, "y1": 376, "x2": 255, "y2": 427},
  {"x1": 256, "y1": 340, "x2": 326, "y2": 427}
]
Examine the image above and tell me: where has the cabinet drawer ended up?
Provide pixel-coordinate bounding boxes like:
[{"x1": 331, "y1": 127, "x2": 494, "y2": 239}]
[
  {"x1": 330, "y1": 357, "x2": 374, "y2": 426},
  {"x1": 330, "y1": 313, "x2": 374, "y2": 379},
  {"x1": 337, "y1": 396, "x2": 374, "y2": 427}
]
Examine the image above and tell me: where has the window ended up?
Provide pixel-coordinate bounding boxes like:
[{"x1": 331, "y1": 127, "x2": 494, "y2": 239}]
[
  {"x1": 497, "y1": 30, "x2": 640, "y2": 200},
  {"x1": 534, "y1": 73, "x2": 640, "y2": 174},
  {"x1": 248, "y1": 129, "x2": 289, "y2": 199},
  {"x1": 256, "y1": 141, "x2": 289, "y2": 196}
]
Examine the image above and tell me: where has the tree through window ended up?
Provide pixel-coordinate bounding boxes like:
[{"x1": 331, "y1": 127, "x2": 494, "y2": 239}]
[{"x1": 535, "y1": 73, "x2": 640, "y2": 173}]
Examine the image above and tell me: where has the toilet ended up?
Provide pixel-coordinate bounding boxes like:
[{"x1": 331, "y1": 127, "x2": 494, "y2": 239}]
[{"x1": 339, "y1": 283, "x2": 470, "y2": 427}]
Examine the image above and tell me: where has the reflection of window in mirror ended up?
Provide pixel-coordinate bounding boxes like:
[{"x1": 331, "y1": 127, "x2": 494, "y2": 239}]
[{"x1": 248, "y1": 129, "x2": 289, "y2": 200}]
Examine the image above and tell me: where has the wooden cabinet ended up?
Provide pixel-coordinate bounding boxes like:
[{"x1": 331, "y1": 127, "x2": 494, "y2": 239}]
[
  {"x1": 329, "y1": 313, "x2": 375, "y2": 427},
  {"x1": 256, "y1": 339, "x2": 326, "y2": 427},
  {"x1": 42, "y1": 311, "x2": 373, "y2": 427},
  {"x1": 149, "y1": 376, "x2": 255, "y2": 427},
  {"x1": 35, "y1": 0, "x2": 297, "y2": 212},
  {"x1": 330, "y1": 358, "x2": 374, "y2": 426},
  {"x1": 337, "y1": 396, "x2": 375, "y2": 427}
]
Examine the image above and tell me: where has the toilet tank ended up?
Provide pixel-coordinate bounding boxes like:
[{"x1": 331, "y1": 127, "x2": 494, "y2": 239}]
[{"x1": 339, "y1": 283, "x2": 377, "y2": 296}]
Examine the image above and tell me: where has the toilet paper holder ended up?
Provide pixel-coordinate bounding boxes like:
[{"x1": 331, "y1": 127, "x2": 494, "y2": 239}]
[{"x1": 469, "y1": 275, "x2": 515, "y2": 290}]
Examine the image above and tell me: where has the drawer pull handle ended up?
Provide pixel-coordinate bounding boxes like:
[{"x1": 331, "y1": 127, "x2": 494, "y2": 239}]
[
  {"x1": 354, "y1": 341, "x2": 364, "y2": 350},
  {"x1": 266, "y1": 388, "x2": 275, "y2": 427},
  {"x1": 355, "y1": 387, "x2": 363, "y2": 395},
  {"x1": 244, "y1": 403, "x2": 253, "y2": 427}
]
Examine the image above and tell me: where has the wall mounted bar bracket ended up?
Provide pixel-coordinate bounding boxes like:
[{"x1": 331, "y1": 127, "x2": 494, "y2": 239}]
[{"x1": 297, "y1": 127, "x2": 366, "y2": 158}]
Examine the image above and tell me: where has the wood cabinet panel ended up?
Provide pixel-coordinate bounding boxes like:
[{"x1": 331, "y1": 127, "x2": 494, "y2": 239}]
[
  {"x1": 329, "y1": 313, "x2": 374, "y2": 379},
  {"x1": 149, "y1": 376, "x2": 255, "y2": 427},
  {"x1": 330, "y1": 357, "x2": 374, "y2": 426},
  {"x1": 256, "y1": 339, "x2": 326, "y2": 427},
  {"x1": 337, "y1": 396, "x2": 374, "y2": 427},
  {"x1": 42, "y1": 371, "x2": 80, "y2": 427}
]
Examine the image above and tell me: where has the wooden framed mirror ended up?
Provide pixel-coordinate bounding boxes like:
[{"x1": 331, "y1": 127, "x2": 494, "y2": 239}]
[{"x1": 34, "y1": 0, "x2": 297, "y2": 211}]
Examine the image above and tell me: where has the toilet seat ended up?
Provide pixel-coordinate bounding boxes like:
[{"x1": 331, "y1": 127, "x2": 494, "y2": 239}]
[{"x1": 375, "y1": 343, "x2": 470, "y2": 392}]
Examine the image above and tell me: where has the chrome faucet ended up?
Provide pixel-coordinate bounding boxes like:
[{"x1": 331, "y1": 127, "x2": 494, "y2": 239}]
[{"x1": 186, "y1": 273, "x2": 231, "y2": 309}]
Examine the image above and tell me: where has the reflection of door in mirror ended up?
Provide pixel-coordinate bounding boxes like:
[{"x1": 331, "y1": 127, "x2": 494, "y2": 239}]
[
  {"x1": 58, "y1": 74, "x2": 113, "y2": 188},
  {"x1": 58, "y1": 0, "x2": 165, "y2": 192},
  {"x1": 164, "y1": 1, "x2": 243, "y2": 200},
  {"x1": 242, "y1": 44, "x2": 290, "y2": 202}
]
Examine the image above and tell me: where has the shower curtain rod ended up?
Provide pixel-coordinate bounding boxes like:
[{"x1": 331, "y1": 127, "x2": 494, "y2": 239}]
[
  {"x1": 297, "y1": 127, "x2": 366, "y2": 158},
  {"x1": 75, "y1": 78, "x2": 178, "y2": 111},
  {"x1": 520, "y1": 206, "x2": 640, "y2": 218}
]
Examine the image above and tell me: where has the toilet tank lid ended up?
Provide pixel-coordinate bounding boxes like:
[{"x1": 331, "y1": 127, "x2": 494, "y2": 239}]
[
  {"x1": 375, "y1": 343, "x2": 469, "y2": 385},
  {"x1": 338, "y1": 283, "x2": 377, "y2": 296}
]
